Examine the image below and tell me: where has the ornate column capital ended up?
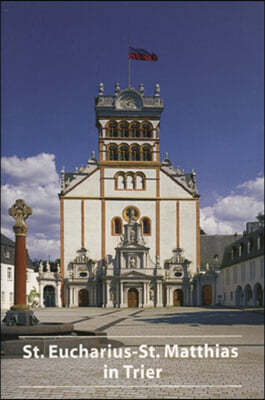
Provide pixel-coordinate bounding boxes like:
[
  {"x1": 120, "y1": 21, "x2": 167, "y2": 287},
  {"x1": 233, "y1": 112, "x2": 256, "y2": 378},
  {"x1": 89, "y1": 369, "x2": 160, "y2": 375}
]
[{"x1": 8, "y1": 199, "x2": 32, "y2": 236}]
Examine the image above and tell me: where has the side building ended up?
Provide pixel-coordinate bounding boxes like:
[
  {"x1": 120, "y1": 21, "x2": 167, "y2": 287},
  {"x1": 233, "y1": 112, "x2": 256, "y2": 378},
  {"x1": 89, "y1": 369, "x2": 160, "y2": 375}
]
[
  {"x1": 0, "y1": 233, "x2": 39, "y2": 310},
  {"x1": 220, "y1": 220, "x2": 264, "y2": 307}
]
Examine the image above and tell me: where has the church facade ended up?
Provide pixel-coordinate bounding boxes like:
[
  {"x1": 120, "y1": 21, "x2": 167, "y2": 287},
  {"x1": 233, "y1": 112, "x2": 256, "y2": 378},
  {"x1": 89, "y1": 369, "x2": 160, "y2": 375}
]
[{"x1": 58, "y1": 83, "x2": 201, "y2": 308}]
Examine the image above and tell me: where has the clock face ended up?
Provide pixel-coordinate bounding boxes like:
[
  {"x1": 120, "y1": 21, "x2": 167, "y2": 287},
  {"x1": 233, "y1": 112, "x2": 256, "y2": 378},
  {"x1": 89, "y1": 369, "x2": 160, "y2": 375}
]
[
  {"x1": 116, "y1": 90, "x2": 142, "y2": 110},
  {"x1": 121, "y1": 96, "x2": 137, "y2": 109}
]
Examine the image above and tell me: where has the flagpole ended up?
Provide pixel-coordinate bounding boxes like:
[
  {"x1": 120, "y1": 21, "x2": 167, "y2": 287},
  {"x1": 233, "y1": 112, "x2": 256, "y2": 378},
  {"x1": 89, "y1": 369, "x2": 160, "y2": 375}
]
[{"x1": 128, "y1": 56, "x2": 131, "y2": 88}]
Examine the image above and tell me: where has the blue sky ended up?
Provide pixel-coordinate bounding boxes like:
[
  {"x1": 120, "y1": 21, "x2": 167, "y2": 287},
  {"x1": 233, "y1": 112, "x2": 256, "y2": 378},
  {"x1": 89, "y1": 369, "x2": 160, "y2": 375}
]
[{"x1": 1, "y1": 1, "x2": 264, "y2": 259}]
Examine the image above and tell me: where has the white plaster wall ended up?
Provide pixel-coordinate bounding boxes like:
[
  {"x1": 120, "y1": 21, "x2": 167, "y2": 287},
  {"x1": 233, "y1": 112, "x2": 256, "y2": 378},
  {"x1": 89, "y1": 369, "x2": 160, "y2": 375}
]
[
  {"x1": 64, "y1": 169, "x2": 100, "y2": 197},
  {"x1": 104, "y1": 168, "x2": 157, "y2": 198},
  {"x1": 219, "y1": 255, "x2": 264, "y2": 306},
  {"x1": 160, "y1": 201, "x2": 177, "y2": 265},
  {"x1": 105, "y1": 200, "x2": 157, "y2": 262},
  {"x1": 64, "y1": 199, "x2": 82, "y2": 275},
  {"x1": 1, "y1": 264, "x2": 39, "y2": 310},
  {"x1": 1, "y1": 263, "x2": 14, "y2": 310},
  {"x1": 84, "y1": 200, "x2": 101, "y2": 261},
  {"x1": 179, "y1": 201, "x2": 197, "y2": 273},
  {"x1": 160, "y1": 171, "x2": 193, "y2": 198}
]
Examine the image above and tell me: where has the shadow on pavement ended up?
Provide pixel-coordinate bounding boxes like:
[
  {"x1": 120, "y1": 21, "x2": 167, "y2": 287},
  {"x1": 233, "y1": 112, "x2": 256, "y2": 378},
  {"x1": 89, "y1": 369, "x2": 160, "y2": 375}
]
[{"x1": 139, "y1": 310, "x2": 264, "y2": 326}]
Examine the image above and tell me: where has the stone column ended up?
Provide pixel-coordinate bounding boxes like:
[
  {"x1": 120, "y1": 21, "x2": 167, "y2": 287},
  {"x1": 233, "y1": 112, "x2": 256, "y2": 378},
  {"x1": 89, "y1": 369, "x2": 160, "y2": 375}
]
[
  {"x1": 157, "y1": 282, "x2": 163, "y2": 307},
  {"x1": 8, "y1": 199, "x2": 32, "y2": 309},
  {"x1": 120, "y1": 281, "x2": 124, "y2": 307}
]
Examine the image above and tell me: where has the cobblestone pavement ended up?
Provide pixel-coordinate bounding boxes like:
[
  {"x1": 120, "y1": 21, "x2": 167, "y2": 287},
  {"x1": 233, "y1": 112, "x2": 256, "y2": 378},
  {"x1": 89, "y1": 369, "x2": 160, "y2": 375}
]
[{"x1": 1, "y1": 307, "x2": 264, "y2": 399}]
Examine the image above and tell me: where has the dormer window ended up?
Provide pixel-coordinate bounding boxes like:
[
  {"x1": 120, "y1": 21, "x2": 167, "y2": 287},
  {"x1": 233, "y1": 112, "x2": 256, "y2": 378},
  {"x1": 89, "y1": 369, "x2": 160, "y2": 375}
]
[
  {"x1": 231, "y1": 247, "x2": 237, "y2": 260},
  {"x1": 247, "y1": 239, "x2": 253, "y2": 254},
  {"x1": 239, "y1": 243, "x2": 244, "y2": 256}
]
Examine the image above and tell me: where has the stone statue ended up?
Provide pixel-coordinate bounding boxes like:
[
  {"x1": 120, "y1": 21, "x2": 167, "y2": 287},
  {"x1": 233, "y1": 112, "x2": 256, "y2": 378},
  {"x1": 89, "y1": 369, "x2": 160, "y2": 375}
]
[
  {"x1": 129, "y1": 256, "x2": 136, "y2": 268},
  {"x1": 8, "y1": 199, "x2": 32, "y2": 235},
  {"x1": 46, "y1": 261, "x2": 50, "y2": 273},
  {"x1": 39, "y1": 262, "x2": 43, "y2": 273}
]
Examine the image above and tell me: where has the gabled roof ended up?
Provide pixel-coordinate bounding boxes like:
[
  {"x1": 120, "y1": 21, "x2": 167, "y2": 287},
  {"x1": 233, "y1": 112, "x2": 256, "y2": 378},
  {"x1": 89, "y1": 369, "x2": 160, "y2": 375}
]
[
  {"x1": 200, "y1": 234, "x2": 240, "y2": 269},
  {"x1": 160, "y1": 165, "x2": 199, "y2": 197},
  {"x1": 221, "y1": 226, "x2": 264, "y2": 268}
]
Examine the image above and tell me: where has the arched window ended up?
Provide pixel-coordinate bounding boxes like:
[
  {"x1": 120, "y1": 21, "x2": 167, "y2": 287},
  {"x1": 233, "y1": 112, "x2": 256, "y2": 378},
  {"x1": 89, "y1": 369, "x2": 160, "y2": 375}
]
[
  {"x1": 130, "y1": 122, "x2": 140, "y2": 138},
  {"x1": 116, "y1": 173, "x2": 126, "y2": 189},
  {"x1": 141, "y1": 217, "x2": 151, "y2": 235},
  {"x1": 136, "y1": 173, "x2": 145, "y2": 190},
  {"x1": 142, "y1": 122, "x2": 152, "y2": 138},
  {"x1": 109, "y1": 144, "x2": 118, "y2": 160},
  {"x1": 142, "y1": 145, "x2": 152, "y2": 161},
  {"x1": 112, "y1": 217, "x2": 122, "y2": 235},
  {"x1": 120, "y1": 144, "x2": 129, "y2": 161},
  {"x1": 126, "y1": 173, "x2": 134, "y2": 189},
  {"x1": 131, "y1": 144, "x2": 140, "y2": 161},
  {"x1": 108, "y1": 121, "x2": 118, "y2": 137},
  {"x1": 119, "y1": 121, "x2": 129, "y2": 137}
]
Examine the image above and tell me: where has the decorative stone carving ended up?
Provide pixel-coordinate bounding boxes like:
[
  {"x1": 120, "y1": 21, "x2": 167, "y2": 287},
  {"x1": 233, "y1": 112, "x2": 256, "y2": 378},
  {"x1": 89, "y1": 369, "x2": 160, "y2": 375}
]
[
  {"x1": 98, "y1": 82, "x2": 104, "y2": 96},
  {"x1": 8, "y1": 199, "x2": 32, "y2": 236},
  {"x1": 154, "y1": 83, "x2": 160, "y2": 97}
]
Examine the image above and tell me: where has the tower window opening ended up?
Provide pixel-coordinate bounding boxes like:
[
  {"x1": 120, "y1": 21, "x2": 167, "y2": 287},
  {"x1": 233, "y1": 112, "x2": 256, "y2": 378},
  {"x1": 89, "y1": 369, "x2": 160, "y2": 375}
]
[
  {"x1": 109, "y1": 121, "x2": 118, "y2": 137},
  {"x1": 142, "y1": 122, "x2": 152, "y2": 138},
  {"x1": 142, "y1": 145, "x2": 152, "y2": 161},
  {"x1": 131, "y1": 122, "x2": 140, "y2": 138},
  {"x1": 131, "y1": 144, "x2": 140, "y2": 161},
  {"x1": 109, "y1": 144, "x2": 118, "y2": 160},
  {"x1": 120, "y1": 145, "x2": 129, "y2": 161},
  {"x1": 120, "y1": 121, "x2": 129, "y2": 138}
]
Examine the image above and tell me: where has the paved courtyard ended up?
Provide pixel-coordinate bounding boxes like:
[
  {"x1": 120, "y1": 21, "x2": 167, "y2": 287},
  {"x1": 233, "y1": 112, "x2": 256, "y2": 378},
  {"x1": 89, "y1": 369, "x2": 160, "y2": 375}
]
[{"x1": 1, "y1": 306, "x2": 264, "y2": 399}]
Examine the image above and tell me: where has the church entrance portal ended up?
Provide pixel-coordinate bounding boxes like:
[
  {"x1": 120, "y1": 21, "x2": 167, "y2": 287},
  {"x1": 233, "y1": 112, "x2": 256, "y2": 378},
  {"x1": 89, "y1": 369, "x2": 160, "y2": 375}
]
[
  {"x1": 128, "y1": 288, "x2": 139, "y2": 308},
  {"x1": 79, "y1": 289, "x2": 89, "y2": 307},
  {"x1": 202, "y1": 285, "x2": 212, "y2": 305},
  {"x1": 173, "y1": 289, "x2": 183, "y2": 306},
  {"x1": 44, "y1": 285, "x2": 55, "y2": 307}
]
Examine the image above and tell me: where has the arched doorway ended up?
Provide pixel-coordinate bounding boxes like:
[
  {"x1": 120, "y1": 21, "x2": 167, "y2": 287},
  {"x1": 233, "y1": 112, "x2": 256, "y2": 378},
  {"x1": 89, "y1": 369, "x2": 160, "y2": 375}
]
[
  {"x1": 79, "y1": 289, "x2": 89, "y2": 307},
  {"x1": 254, "y1": 283, "x2": 263, "y2": 307},
  {"x1": 202, "y1": 285, "x2": 212, "y2": 306},
  {"x1": 244, "y1": 285, "x2": 252, "y2": 306},
  {"x1": 235, "y1": 286, "x2": 243, "y2": 306},
  {"x1": 128, "y1": 288, "x2": 139, "y2": 308},
  {"x1": 173, "y1": 289, "x2": 183, "y2": 306},
  {"x1": 44, "y1": 285, "x2": 55, "y2": 307}
]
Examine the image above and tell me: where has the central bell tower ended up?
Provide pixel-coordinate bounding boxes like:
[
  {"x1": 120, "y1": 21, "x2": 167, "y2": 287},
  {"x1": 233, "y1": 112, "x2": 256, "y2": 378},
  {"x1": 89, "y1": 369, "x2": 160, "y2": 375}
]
[{"x1": 95, "y1": 82, "x2": 164, "y2": 166}]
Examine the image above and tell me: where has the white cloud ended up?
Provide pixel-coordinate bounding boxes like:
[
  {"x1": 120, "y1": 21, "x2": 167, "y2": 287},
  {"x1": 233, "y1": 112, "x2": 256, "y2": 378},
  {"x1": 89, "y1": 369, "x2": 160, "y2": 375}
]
[
  {"x1": 1, "y1": 154, "x2": 58, "y2": 184},
  {"x1": 201, "y1": 176, "x2": 264, "y2": 235},
  {"x1": 1, "y1": 153, "x2": 60, "y2": 260}
]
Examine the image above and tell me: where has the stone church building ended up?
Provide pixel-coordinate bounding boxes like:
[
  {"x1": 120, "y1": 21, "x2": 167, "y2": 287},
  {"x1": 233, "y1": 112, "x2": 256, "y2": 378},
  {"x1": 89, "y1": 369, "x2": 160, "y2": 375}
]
[{"x1": 55, "y1": 82, "x2": 201, "y2": 308}]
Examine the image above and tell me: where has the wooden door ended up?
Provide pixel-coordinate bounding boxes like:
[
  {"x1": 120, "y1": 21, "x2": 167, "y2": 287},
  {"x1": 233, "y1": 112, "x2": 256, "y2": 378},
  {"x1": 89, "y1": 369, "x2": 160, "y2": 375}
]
[
  {"x1": 173, "y1": 289, "x2": 183, "y2": 306},
  {"x1": 79, "y1": 289, "x2": 89, "y2": 307},
  {"x1": 128, "y1": 288, "x2": 139, "y2": 308},
  {"x1": 202, "y1": 285, "x2": 212, "y2": 305}
]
